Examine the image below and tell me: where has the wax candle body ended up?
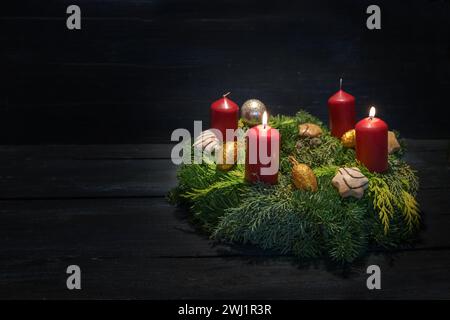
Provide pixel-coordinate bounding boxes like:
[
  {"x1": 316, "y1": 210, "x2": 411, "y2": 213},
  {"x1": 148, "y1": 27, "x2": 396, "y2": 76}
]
[
  {"x1": 210, "y1": 96, "x2": 239, "y2": 141},
  {"x1": 355, "y1": 116, "x2": 388, "y2": 173},
  {"x1": 328, "y1": 89, "x2": 356, "y2": 138},
  {"x1": 245, "y1": 124, "x2": 280, "y2": 184}
]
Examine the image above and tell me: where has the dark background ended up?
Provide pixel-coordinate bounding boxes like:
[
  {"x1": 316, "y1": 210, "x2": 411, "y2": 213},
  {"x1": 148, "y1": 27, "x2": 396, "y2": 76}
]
[
  {"x1": 1, "y1": 1, "x2": 450, "y2": 300},
  {"x1": 2, "y1": 0, "x2": 450, "y2": 144}
]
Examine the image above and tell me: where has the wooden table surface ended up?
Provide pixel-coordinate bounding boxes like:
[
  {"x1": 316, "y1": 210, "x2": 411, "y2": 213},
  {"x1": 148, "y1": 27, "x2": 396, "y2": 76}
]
[{"x1": 0, "y1": 141, "x2": 449, "y2": 299}]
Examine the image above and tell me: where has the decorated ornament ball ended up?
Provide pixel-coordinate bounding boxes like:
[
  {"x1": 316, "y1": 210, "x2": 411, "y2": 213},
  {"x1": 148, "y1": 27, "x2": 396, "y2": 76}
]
[
  {"x1": 193, "y1": 129, "x2": 220, "y2": 153},
  {"x1": 241, "y1": 99, "x2": 267, "y2": 126}
]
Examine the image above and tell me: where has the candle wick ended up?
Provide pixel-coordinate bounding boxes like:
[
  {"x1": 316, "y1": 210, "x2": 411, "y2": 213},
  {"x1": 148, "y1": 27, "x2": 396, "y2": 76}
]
[
  {"x1": 339, "y1": 78, "x2": 343, "y2": 90},
  {"x1": 223, "y1": 92, "x2": 231, "y2": 98}
]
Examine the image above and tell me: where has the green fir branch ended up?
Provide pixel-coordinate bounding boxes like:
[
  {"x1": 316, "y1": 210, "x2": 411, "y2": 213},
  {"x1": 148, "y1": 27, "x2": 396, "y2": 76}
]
[{"x1": 169, "y1": 110, "x2": 421, "y2": 264}]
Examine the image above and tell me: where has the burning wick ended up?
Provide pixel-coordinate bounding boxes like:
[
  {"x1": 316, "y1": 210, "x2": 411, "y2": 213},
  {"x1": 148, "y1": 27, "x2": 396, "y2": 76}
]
[
  {"x1": 262, "y1": 111, "x2": 268, "y2": 129},
  {"x1": 369, "y1": 106, "x2": 376, "y2": 120}
]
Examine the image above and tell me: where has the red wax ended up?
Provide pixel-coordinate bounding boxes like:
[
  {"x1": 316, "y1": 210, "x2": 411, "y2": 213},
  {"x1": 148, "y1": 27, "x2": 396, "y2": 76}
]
[
  {"x1": 245, "y1": 124, "x2": 280, "y2": 184},
  {"x1": 210, "y1": 96, "x2": 239, "y2": 141},
  {"x1": 328, "y1": 89, "x2": 356, "y2": 138},
  {"x1": 355, "y1": 116, "x2": 388, "y2": 173}
]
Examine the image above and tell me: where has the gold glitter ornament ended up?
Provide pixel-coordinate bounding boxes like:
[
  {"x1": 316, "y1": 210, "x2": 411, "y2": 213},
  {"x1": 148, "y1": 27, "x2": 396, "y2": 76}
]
[
  {"x1": 341, "y1": 129, "x2": 356, "y2": 148},
  {"x1": 241, "y1": 99, "x2": 267, "y2": 126},
  {"x1": 216, "y1": 142, "x2": 238, "y2": 171},
  {"x1": 289, "y1": 156, "x2": 318, "y2": 192}
]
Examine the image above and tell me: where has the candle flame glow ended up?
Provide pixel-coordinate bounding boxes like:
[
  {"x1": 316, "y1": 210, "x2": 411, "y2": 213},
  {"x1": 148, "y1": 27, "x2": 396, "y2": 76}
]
[
  {"x1": 262, "y1": 111, "x2": 268, "y2": 128},
  {"x1": 369, "y1": 106, "x2": 376, "y2": 118}
]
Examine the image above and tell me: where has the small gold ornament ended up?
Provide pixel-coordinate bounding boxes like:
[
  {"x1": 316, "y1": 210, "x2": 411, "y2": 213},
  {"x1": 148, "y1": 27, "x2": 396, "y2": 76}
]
[
  {"x1": 216, "y1": 142, "x2": 238, "y2": 171},
  {"x1": 388, "y1": 131, "x2": 401, "y2": 154},
  {"x1": 332, "y1": 167, "x2": 369, "y2": 199},
  {"x1": 341, "y1": 129, "x2": 356, "y2": 148},
  {"x1": 289, "y1": 156, "x2": 318, "y2": 192},
  {"x1": 241, "y1": 99, "x2": 267, "y2": 126},
  {"x1": 298, "y1": 123, "x2": 322, "y2": 138}
]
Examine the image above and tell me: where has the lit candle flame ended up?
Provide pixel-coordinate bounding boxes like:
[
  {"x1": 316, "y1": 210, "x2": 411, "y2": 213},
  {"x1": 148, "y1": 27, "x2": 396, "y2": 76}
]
[
  {"x1": 369, "y1": 106, "x2": 376, "y2": 118},
  {"x1": 262, "y1": 111, "x2": 268, "y2": 129}
]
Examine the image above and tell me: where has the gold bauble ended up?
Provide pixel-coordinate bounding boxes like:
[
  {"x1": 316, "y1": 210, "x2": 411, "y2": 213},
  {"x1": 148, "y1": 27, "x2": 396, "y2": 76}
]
[
  {"x1": 298, "y1": 123, "x2": 322, "y2": 138},
  {"x1": 289, "y1": 156, "x2": 318, "y2": 192},
  {"x1": 216, "y1": 142, "x2": 238, "y2": 171},
  {"x1": 341, "y1": 129, "x2": 356, "y2": 148}
]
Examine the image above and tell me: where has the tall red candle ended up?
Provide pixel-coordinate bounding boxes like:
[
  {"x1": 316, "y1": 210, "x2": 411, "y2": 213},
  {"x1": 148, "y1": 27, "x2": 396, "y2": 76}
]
[
  {"x1": 210, "y1": 93, "x2": 239, "y2": 141},
  {"x1": 245, "y1": 112, "x2": 280, "y2": 184},
  {"x1": 328, "y1": 79, "x2": 356, "y2": 138},
  {"x1": 355, "y1": 107, "x2": 388, "y2": 173}
]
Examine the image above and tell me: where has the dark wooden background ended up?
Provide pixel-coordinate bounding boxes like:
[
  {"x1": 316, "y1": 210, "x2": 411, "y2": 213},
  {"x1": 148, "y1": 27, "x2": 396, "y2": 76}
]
[
  {"x1": 1, "y1": 0, "x2": 450, "y2": 300},
  {"x1": 2, "y1": 0, "x2": 450, "y2": 144}
]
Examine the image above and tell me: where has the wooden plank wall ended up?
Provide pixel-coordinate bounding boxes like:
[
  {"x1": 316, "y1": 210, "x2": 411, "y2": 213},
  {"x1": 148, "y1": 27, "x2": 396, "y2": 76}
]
[{"x1": 2, "y1": 0, "x2": 450, "y2": 143}]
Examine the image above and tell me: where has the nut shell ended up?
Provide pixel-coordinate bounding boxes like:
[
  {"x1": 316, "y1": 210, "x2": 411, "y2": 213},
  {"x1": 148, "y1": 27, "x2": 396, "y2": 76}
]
[
  {"x1": 298, "y1": 123, "x2": 322, "y2": 138},
  {"x1": 388, "y1": 131, "x2": 401, "y2": 154},
  {"x1": 309, "y1": 137, "x2": 322, "y2": 146}
]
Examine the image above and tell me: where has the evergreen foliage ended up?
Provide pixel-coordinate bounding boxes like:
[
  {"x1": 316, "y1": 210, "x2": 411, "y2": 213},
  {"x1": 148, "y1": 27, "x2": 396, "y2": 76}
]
[{"x1": 169, "y1": 111, "x2": 421, "y2": 264}]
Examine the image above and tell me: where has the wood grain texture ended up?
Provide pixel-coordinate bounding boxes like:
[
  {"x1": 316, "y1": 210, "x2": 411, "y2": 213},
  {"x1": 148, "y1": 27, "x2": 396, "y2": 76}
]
[
  {"x1": 1, "y1": 251, "x2": 450, "y2": 299},
  {"x1": 0, "y1": 141, "x2": 448, "y2": 199},
  {"x1": 0, "y1": 191, "x2": 448, "y2": 259},
  {"x1": 0, "y1": 139, "x2": 446, "y2": 159},
  {"x1": 0, "y1": 142, "x2": 449, "y2": 299}
]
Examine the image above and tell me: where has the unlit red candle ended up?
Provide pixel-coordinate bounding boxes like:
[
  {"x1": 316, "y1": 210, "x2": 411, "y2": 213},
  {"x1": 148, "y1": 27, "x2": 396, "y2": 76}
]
[
  {"x1": 355, "y1": 107, "x2": 388, "y2": 173},
  {"x1": 210, "y1": 93, "x2": 239, "y2": 141},
  {"x1": 328, "y1": 79, "x2": 356, "y2": 138}
]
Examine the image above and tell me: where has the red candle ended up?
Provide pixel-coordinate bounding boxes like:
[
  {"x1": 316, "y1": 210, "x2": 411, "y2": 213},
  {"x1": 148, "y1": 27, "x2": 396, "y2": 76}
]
[
  {"x1": 210, "y1": 92, "x2": 239, "y2": 141},
  {"x1": 328, "y1": 79, "x2": 356, "y2": 138},
  {"x1": 355, "y1": 107, "x2": 388, "y2": 173},
  {"x1": 245, "y1": 112, "x2": 280, "y2": 184}
]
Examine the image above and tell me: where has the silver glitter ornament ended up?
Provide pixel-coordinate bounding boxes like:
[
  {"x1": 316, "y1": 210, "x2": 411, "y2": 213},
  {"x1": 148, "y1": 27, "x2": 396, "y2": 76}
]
[{"x1": 241, "y1": 99, "x2": 267, "y2": 126}]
